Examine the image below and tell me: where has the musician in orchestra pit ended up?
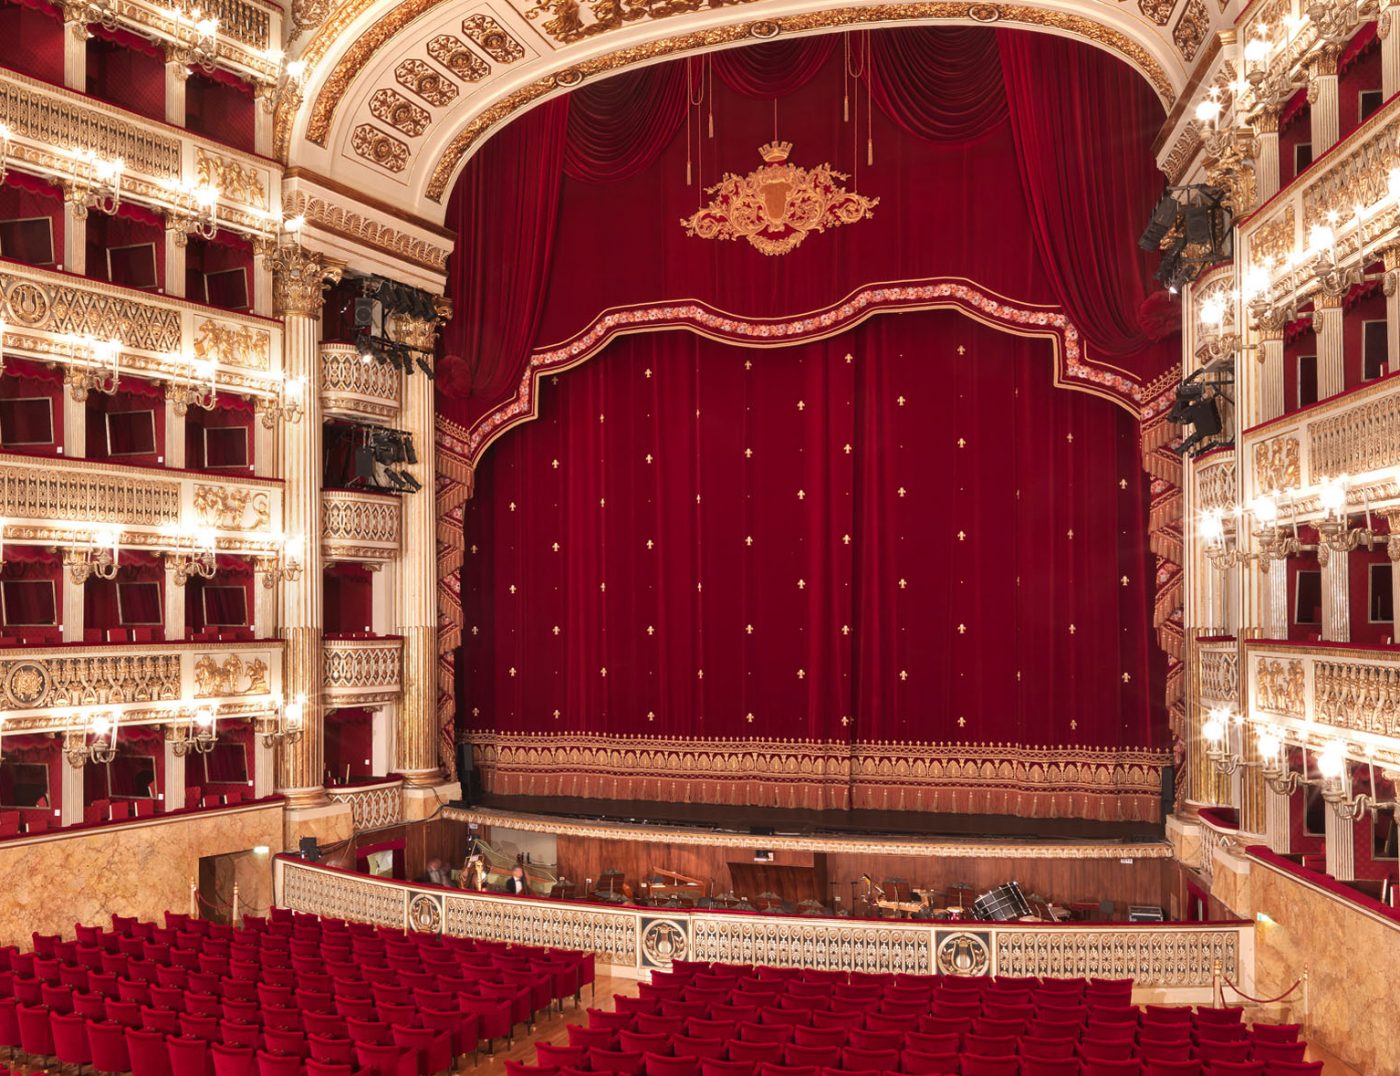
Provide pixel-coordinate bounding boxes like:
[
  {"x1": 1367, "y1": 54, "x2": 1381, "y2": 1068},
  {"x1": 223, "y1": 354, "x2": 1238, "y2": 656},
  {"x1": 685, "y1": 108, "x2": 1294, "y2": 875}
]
[{"x1": 503, "y1": 864, "x2": 528, "y2": 895}]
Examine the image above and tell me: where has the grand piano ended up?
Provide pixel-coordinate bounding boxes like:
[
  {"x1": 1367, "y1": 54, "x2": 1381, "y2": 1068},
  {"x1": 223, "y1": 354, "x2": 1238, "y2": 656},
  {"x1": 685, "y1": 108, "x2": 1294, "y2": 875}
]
[{"x1": 637, "y1": 867, "x2": 705, "y2": 906}]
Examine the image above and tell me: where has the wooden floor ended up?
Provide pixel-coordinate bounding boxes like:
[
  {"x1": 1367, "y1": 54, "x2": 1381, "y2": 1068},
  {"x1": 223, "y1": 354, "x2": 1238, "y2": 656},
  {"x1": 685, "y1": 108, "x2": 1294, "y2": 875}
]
[{"x1": 469, "y1": 972, "x2": 1362, "y2": 1076}]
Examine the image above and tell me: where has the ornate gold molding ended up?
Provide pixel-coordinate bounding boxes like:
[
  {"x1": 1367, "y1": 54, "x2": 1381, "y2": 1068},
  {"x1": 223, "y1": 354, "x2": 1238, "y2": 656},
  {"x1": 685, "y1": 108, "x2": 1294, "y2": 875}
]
[{"x1": 273, "y1": 248, "x2": 346, "y2": 318}]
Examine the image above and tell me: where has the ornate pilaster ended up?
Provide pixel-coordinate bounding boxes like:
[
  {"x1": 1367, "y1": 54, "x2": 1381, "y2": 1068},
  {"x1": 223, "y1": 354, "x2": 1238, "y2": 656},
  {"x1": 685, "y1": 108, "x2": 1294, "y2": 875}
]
[
  {"x1": 58, "y1": 2, "x2": 86, "y2": 92},
  {"x1": 1312, "y1": 296, "x2": 1345, "y2": 400},
  {"x1": 1382, "y1": 0, "x2": 1400, "y2": 97},
  {"x1": 1319, "y1": 544, "x2": 1351, "y2": 642},
  {"x1": 1263, "y1": 783, "x2": 1291, "y2": 853},
  {"x1": 1253, "y1": 109, "x2": 1281, "y2": 204},
  {"x1": 274, "y1": 248, "x2": 343, "y2": 808},
  {"x1": 1257, "y1": 325, "x2": 1286, "y2": 422},
  {"x1": 1307, "y1": 49, "x2": 1341, "y2": 157},
  {"x1": 164, "y1": 50, "x2": 190, "y2": 127},
  {"x1": 1323, "y1": 802, "x2": 1356, "y2": 880},
  {"x1": 1383, "y1": 245, "x2": 1400, "y2": 383},
  {"x1": 386, "y1": 305, "x2": 450, "y2": 787},
  {"x1": 1386, "y1": 509, "x2": 1400, "y2": 643}
]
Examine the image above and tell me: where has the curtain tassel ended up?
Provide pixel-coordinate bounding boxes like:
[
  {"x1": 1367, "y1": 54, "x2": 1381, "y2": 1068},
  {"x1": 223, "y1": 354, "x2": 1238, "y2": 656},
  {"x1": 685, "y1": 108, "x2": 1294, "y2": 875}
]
[
  {"x1": 843, "y1": 94, "x2": 849, "y2": 123},
  {"x1": 867, "y1": 138, "x2": 873, "y2": 167}
]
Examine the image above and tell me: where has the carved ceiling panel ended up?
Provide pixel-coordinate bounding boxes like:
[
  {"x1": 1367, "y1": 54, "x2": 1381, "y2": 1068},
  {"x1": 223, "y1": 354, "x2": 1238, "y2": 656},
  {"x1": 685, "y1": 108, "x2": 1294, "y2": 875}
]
[{"x1": 285, "y1": 0, "x2": 1227, "y2": 243}]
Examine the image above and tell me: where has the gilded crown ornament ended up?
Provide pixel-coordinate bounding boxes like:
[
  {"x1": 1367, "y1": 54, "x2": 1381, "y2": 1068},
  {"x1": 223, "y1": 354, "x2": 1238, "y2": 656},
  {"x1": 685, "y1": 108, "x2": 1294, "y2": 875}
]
[{"x1": 681, "y1": 141, "x2": 878, "y2": 256}]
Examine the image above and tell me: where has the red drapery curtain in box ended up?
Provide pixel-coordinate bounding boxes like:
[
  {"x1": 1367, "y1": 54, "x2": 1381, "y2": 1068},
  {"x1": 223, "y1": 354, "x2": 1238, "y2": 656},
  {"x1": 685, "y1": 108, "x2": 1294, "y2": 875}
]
[{"x1": 461, "y1": 309, "x2": 1166, "y2": 819}]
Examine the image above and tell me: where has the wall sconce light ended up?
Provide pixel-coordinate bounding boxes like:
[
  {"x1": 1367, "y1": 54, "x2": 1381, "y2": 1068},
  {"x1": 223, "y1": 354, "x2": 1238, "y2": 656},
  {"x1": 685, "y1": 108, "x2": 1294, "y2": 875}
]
[
  {"x1": 1314, "y1": 475, "x2": 1382, "y2": 565},
  {"x1": 261, "y1": 694, "x2": 305, "y2": 747},
  {"x1": 1317, "y1": 740, "x2": 1399, "y2": 821},
  {"x1": 257, "y1": 533, "x2": 304, "y2": 587},
  {"x1": 166, "y1": 354, "x2": 218, "y2": 414},
  {"x1": 66, "y1": 711, "x2": 118, "y2": 767},
  {"x1": 258, "y1": 371, "x2": 306, "y2": 427},
  {"x1": 172, "y1": 707, "x2": 217, "y2": 757},
  {"x1": 63, "y1": 334, "x2": 121, "y2": 400},
  {"x1": 1201, "y1": 706, "x2": 1252, "y2": 777},
  {"x1": 67, "y1": 148, "x2": 123, "y2": 216},
  {"x1": 260, "y1": 51, "x2": 307, "y2": 114},
  {"x1": 165, "y1": 526, "x2": 218, "y2": 586},
  {"x1": 66, "y1": 527, "x2": 121, "y2": 584}
]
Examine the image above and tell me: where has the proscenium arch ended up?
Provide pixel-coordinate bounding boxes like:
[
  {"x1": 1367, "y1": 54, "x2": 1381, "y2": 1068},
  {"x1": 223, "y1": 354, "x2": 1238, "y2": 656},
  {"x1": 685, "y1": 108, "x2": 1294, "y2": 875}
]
[{"x1": 281, "y1": 0, "x2": 1206, "y2": 226}]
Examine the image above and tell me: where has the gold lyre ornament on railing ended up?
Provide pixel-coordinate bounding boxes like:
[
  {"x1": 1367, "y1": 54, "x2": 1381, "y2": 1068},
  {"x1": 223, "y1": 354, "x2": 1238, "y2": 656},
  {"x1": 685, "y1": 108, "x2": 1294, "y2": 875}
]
[{"x1": 681, "y1": 141, "x2": 878, "y2": 256}]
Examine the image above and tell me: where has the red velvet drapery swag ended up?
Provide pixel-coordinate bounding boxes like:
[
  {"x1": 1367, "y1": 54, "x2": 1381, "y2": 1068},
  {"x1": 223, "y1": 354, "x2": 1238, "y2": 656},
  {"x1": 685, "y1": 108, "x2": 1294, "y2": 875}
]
[
  {"x1": 443, "y1": 26, "x2": 1178, "y2": 819},
  {"x1": 461, "y1": 310, "x2": 1167, "y2": 820},
  {"x1": 438, "y1": 27, "x2": 1175, "y2": 425}
]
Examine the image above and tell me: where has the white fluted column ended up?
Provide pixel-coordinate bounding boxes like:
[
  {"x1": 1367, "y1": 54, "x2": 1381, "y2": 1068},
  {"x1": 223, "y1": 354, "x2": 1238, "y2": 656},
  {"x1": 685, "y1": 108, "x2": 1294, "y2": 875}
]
[
  {"x1": 1262, "y1": 559, "x2": 1289, "y2": 638},
  {"x1": 1383, "y1": 0, "x2": 1400, "y2": 97},
  {"x1": 165, "y1": 56, "x2": 188, "y2": 127},
  {"x1": 1320, "y1": 548, "x2": 1351, "y2": 642},
  {"x1": 1259, "y1": 333, "x2": 1286, "y2": 421},
  {"x1": 1255, "y1": 111, "x2": 1281, "y2": 202},
  {"x1": 273, "y1": 249, "x2": 342, "y2": 807},
  {"x1": 1314, "y1": 300, "x2": 1345, "y2": 400},
  {"x1": 164, "y1": 563, "x2": 186, "y2": 643},
  {"x1": 1264, "y1": 787, "x2": 1292, "y2": 853},
  {"x1": 1308, "y1": 52, "x2": 1341, "y2": 156},
  {"x1": 61, "y1": 737, "x2": 84, "y2": 826},
  {"x1": 61, "y1": 13, "x2": 85, "y2": 92},
  {"x1": 61, "y1": 196, "x2": 86, "y2": 276},
  {"x1": 1324, "y1": 804, "x2": 1356, "y2": 879},
  {"x1": 388, "y1": 310, "x2": 448, "y2": 786},
  {"x1": 164, "y1": 734, "x2": 185, "y2": 810}
]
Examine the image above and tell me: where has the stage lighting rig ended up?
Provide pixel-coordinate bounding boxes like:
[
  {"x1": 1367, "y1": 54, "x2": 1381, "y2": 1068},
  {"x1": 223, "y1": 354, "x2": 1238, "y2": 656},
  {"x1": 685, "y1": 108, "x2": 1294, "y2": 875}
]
[
  {"x1": 1142, "y1": 185, "x2": 1233, "y2": 294},
  {"x1": 1168, "y1": 367, "x2": 1234, "y2": 459},
  {"x1": 350, "y1": 275, "x2": 447, "y2": 378}
]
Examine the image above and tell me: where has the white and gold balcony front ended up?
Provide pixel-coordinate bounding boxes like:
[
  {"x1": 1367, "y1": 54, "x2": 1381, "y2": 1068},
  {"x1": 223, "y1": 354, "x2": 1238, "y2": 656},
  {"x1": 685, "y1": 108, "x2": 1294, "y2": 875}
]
[
  {"x1": 0, "y1": 637, "x2": 283, "y2": 735},
  {"x1": 0, "y1": 450, "x2": 284, "y2": 558},
  {"x1": 319, "y1": 343, "x2": 403, "y2": 423},
  {"x1": 0, "y1": 261, "x2": 287, "y2": 413},
  {"x1": 322, "y1": 635, "x2": 403, "y2": 708},
  {"x1": 321, "y1": 489, "x2": 402, "y2": 564},
  {"x1": 0, "y1": 68, "x2": 282, "y2": 245}
]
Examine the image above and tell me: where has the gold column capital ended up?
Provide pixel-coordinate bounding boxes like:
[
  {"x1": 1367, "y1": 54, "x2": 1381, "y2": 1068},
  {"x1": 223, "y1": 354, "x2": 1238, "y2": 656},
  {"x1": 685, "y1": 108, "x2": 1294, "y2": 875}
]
[{"x1": 273, "y1": 248, "x2": 345, "y2": 319}]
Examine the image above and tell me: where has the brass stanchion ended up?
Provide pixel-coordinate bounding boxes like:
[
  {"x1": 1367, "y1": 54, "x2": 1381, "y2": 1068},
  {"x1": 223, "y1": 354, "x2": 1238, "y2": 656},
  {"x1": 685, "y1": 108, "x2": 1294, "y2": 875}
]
[
  {"x1": 189, "y1": 878, "x2": 198, "y2": 919},
  {"x1": 1302, "y1": 963, "x2": 1310, "y2": 1030},
  {"x1": 232, "y1": 882, "x2": 241, "y2": 927},
  {"x1": 1212, "y1": 958, "x2": 1222, "y2": 1008}
]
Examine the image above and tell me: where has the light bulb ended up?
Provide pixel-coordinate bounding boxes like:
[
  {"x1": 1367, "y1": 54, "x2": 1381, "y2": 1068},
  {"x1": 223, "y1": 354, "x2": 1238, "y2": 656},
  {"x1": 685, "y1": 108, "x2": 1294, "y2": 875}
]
[
  {"x1": 1319, "y1": 477, "x2": 1347, "y2": 514},
  {"x1": 1257, "y1": 730, "x2": 1281, "y2": 760},
  {"x1": 1243, "y1": 265, "x2": 1270, "y2": 299},
  {"x1": 1199, "y1": 510, "x2": 1225, "y2": 542},
  {"x1": 1251, "y1": 495, "x2": 1278, "y2": 525},
  {"x1": 1199, "y1": 297, "x2": 1226, "y2": 328},
  {"x1": 1244, "y1": 37, "x2": 1270, "y2": 63},
  {"x1": 1316, "y1": 741, "x2": 1348, "y2": 780},
  {"x1": 286, "y1": 60, "x2": 306, "y2": 81},
  {"x1": 91, "y1": 714, "x2": 111, "y2": 737},
  {"x1": 195, "y1": 708, "x2": 214, "y2": 728},
  {"x1": 1202, "y1": 710, "x2": 1229, "y2": 743},
  {"x1": 1194, "y1": 99, "x2": 1222, "y2": 122},
  {"x1": 1309, "y1": 224, "x2": 1335, "y2": 253}
]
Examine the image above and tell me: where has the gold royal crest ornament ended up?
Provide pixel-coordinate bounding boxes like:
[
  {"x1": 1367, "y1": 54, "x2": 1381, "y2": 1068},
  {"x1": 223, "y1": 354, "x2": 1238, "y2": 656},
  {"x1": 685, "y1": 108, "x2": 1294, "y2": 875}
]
[{"x1": 681, "y1": 141, "x2": 878, "y2": 256}]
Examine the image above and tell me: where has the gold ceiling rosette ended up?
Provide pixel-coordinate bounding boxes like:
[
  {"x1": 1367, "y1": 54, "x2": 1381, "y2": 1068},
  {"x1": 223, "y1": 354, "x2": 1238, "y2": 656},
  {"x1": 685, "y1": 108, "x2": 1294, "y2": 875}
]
[{"x1": 681, "y1": 141, "x2": 879, "y2": 255}]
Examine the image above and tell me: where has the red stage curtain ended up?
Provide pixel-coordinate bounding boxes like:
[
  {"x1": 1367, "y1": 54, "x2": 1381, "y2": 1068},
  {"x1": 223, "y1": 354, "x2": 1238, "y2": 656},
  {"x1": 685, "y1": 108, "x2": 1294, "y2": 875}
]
[
  {"x1": 438, "y1": 99, "x2": 569, "y2": 402},
  {"x1": 461, "y1": 308, "x2": 1164, "y2": 816},
  {"x1": 565, "y1": 64, "x2": 688, "y2": 183},
  {"x1": 997, "y1": 30, "x2": 1168, "y2": 360},
  {"x1": 868, "y1": 27, "x2": 1008, "y2": 143},
  {"x1": 439, "y1": 27, "x2": 1175, "y2": 435},
  {"x1": 711, "y1": 36, "x2": 837, "y2": 96}
]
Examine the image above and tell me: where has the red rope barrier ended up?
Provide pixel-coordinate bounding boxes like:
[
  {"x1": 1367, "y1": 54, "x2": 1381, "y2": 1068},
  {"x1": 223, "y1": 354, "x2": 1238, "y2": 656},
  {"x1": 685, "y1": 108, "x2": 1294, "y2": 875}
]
[{"x1": 1220, "y1": 975, "x2": 1303, "y2": 1005}]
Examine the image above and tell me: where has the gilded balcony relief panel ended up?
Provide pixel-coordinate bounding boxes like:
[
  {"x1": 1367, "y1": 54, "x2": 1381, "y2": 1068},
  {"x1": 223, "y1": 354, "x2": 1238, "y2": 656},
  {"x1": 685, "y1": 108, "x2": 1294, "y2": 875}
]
[
  {"x1": 1252, "y1": 435, "x2": 1301, "y2": 494},
  {"x1": 327, "y1": 778, "x2": 405, "y2": 829},
  {"x1": 1198, "y1": 645, "x2": 1238, "y2": 706},
  {"x1": 1252, "y1": 656, "x2": 1306, "y2": 718},
  {"x1": 1194, "y1": 455, "x2": 1237, "y2": 516}
]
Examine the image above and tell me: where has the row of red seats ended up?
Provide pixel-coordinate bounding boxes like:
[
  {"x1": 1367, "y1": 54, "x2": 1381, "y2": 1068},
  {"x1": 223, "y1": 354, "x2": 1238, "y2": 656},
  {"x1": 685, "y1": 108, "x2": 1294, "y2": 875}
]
[{"x1": 0, "y1": 906, "x2": 593, "y2": 1076}]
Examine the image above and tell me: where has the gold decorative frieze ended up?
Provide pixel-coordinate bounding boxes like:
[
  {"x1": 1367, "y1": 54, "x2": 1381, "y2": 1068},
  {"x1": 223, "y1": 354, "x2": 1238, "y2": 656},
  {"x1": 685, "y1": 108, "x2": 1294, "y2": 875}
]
[
  {"x1": 194, "y1": 320, "x2": 273, "y2": 372},
  {"x1": 193, "y1": 653, "x2": 272, "y2": 698},
  {"x1": 324, "y1": 637, "x2": 404, "y2": 706},
  {"x1": 690, "y1": 916, "x2": 931, "y2": 974},
  {"x1": 1171, "y1": 0, "x2": 1209, "y2": 62},
  {"x1": 0, "y1": 77, "x2": 181, "y2": 179},
  {"x1": 322, "y1": 490, "x2": 402, "y2": 561},
  {"x1": 328, "y1": 778, "x2": 405, "y2": 830},
  {"x1": 396, "y1": 59, "x2": 459, "y2": 107},
  {"x1": 1307, "y1": 392, "x2": 1400, "y2": 485},
  {"x1": 1247, "y1": 207, "x2": 1295, "y2": 270},
  {"x1": 153, "y1": 0, "x2": 272, "y2": 49},
  {"x1": 2, "y1": 651, "x2": 180, "y2": 710},
  {"x1": 0, "y1": 459, "x2": 181, "y2": 527},
  {"x1": 0, "y1": 70, "x2": 279, "y2": 241},
  {"x1": 1252, "y1": 435, "x2": 1300, "y2": 493},
  {"x1": 352, "y1": 124, "x2": 411, "y2": 173},
  {"x1": 994, "y1": 927, "x2": 1238, "y2": 985},
  {"x1": 193, "y1": 486, "x2": 273, "y2": 532},
  {"x1": 194, "y1": 148, "x2": 270, "y2": 212},
  {"x1": 1301, "y1": 129, "x2": 1396, "y2": 233},
  {"x1": 461, "y1": 14, "x2": 525, "y2": 62},
  {"x1": 1255, "y1": 657, "x2": 1306, "y2": 717},
  {"x1": 1313, "y1": 658, "x2": 1400, "y2": 739},
  {"x1": 321, "y1": 343, "x2": 403, "y2": 420},
  {"x1": 2, "y1": 270, "x2": 182, "y2": 354},
  {"x1": 369, "y1": 89, "x2": 432, "y2": 137},
  {"x1": 1199, "y1": 647, "x2": 1239, "y2": 705}
]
